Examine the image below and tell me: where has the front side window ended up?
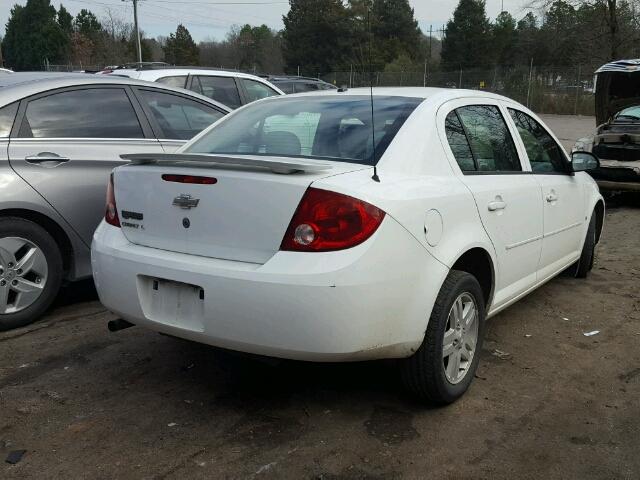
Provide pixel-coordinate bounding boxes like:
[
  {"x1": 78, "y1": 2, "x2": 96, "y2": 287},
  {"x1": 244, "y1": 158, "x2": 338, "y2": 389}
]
[
  {"x1": 0, "y1": 102, "x2": 18, "y2": 137},
  {"x1": 139, "y1": 90, "x2": 225, "y2": 140},
  {"x1": 509, "y1": 109, "x2": 568, "y2": 173},
  {"x1": 156, "y1": 75, "x2": 187, "y2": 89},
  {"x1": 455, "y1": 105, "x2": 521, "y2": 172},
  {"x1": 20, "y1": 88, "x2": 143, "y2": 138},
  {"x1": 240, "y1": 78, "x2": 280, "y2": 102},
  {"x1": 192, "y1": 76, "x2": 241, "y2": 109},
  {"x1": 186, "y1": 95, "x2": 423, "y2": 165}
]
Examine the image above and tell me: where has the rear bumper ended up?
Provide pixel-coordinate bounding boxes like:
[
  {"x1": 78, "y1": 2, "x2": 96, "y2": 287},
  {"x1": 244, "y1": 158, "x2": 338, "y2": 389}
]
[{"x1": 91, "y1": 218, "x2": 448, "y2": 361}]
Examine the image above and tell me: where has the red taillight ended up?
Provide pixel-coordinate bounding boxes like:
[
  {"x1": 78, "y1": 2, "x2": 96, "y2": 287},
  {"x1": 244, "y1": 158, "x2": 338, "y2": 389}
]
[
  {"x1": 281, "y1": 187, "x2": 385, "y2": 252},
  {"x1": 105, "y1": 173, "x2": 120, "y2": 227},
  {"x1": 162, "y1": 174, "x2": 217, "y2": 185}
]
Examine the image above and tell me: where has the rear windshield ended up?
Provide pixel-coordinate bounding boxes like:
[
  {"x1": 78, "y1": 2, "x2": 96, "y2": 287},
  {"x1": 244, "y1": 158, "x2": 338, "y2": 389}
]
[{"x1": 185, "y1": 95, "x2": 423, "y2": 165}]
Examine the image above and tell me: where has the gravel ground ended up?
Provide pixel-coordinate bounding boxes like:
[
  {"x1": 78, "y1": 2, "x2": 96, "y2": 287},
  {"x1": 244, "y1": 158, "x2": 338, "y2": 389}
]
[{"x1": 1, "y1": 115, "x2": 639, "y2": 479}]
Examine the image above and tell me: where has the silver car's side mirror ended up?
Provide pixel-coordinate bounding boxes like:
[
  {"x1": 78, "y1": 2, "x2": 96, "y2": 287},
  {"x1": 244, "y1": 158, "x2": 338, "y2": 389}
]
[{"x1": 571, "y1": 151, "x2": 600, "y2": 172}]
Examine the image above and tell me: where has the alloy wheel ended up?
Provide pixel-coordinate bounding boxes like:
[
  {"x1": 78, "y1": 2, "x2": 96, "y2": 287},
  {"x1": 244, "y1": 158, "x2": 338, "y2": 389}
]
[
  {"x1": 0, "y1": 236, "x2": 48, "y2": 314},
  {"x1": 442, "y1": 292, "x2": 479, "y2": 384}
]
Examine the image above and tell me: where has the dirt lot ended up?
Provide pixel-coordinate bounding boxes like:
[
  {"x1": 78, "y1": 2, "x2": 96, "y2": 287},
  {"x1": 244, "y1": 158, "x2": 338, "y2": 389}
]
[{"x1": 1, "y1": 116, "x2": 639, "y2": 479}]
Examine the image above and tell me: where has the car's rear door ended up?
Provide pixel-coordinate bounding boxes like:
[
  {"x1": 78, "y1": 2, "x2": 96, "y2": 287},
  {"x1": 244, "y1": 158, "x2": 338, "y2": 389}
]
[
  {"x1": 506, "y1": 107, "x2": 585, "y2": 278},
  {"x1": 440, "y1": 99, "x2": 544, "y2": 308},
  {"x1": 131, "y1": 87, "x2": 227, "y2": 152},
  {"x1": 7, "y1": 85, "x2": 163, "y2": 246}
]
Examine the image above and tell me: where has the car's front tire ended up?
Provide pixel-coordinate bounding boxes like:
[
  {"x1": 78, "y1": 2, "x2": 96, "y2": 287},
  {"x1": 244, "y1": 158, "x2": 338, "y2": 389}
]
[
  {"x1": 401, "y1": 270, "x2": 486, "y2": 404},
  {"x1": 573, "y1": 213, "x2": 596, "y2": 278},
  {"x1": 0, "y1": 217, "x2": 63, "y2": 331}
]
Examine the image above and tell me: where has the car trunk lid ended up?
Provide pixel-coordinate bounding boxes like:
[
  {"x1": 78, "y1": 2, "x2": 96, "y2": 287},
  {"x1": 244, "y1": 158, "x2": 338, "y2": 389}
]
[{"x1": 113, "y1": 154, "x2": 368, "y2": 264}]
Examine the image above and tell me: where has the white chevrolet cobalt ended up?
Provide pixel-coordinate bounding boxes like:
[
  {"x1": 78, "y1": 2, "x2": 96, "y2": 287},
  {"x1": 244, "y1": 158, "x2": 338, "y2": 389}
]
[{"x1": 92, "y1": 88, "x2": 604, "y2": 403}]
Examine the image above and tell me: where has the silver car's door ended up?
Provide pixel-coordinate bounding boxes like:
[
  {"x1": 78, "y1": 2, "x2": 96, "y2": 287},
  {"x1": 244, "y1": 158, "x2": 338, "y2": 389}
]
[
  {"x1": 131, "y1": 87, "x2": 227, "y2": 152},
  {"x1": 7, "y1": 85, "x2": 163, "y2": 246}
]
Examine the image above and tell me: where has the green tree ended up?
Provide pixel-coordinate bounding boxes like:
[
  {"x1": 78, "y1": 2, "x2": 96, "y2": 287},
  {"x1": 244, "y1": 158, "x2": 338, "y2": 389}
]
[
  {"x1": 282, "y1": 0, "x2": 352, "y2": 75},
  {"x1": 75, "y1": 9, "x2": 102, "y2": 38},
  {"x1": 441, "y1": 0, "x2": 492, "y2": 70},
  {"x1": 2, "y1": 0, "x2": 69, "y2": 70},
  {"x1": 371, "y1": 0, "x2": 422, "y2": 65},
  {"x1": 163, "y1": 24, "x2": 199, "y2": 65},
  {"x1": 492, "y1": 11, "x2": 517, "y2": 66},
  {"x1": 514, "y1": 12, "x2": 543, "y2": 65},
  {"x1": 57, "y1": 4, "x2": 73, "y2": 35},
  {"x1": 540, "y1": 0, "x2": 578, "y2": 66}
]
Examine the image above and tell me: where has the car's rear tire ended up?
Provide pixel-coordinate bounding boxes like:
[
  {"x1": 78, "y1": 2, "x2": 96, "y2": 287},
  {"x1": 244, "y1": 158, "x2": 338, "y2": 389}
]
[
  {"x1": 573, "y1": 213, "x2": 596, "y2": 279},
  {"x1": 0, "y1": 217, "x2": 63, "y2": 331},
  {"x1": 401, "y1": 270, "x2": 486, "y2": 405}
]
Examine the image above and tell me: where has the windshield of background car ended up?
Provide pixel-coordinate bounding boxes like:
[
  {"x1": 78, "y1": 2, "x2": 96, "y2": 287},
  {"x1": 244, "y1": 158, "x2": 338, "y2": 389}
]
[
  {"x1": 186, "y1": 95, "x2": 422, "y2": 165},
  {"x1": 614, "y1": 105, "x2": 640, "y2": 122}
]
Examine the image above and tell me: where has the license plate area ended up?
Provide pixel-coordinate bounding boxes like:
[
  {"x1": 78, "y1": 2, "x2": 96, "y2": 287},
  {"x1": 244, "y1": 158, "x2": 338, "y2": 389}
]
[{"x1": 137, "y1": 276, "x2": 205, "y2": 332}]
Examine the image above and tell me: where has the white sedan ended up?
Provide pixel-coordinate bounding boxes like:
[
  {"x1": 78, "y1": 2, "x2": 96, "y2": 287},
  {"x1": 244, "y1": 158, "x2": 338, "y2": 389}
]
[{"x1": 91, "y1": 88, "x2": 604, "y2": 403}]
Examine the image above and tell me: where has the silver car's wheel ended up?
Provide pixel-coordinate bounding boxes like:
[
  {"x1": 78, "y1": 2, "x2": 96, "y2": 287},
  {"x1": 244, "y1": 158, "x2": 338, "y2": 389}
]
[
  {"x1": 442, "y1": 292, "x2": 478, "y2": 384},
  {"x1": 0, "y1": 236, "x2": 49, "y2": 314}
]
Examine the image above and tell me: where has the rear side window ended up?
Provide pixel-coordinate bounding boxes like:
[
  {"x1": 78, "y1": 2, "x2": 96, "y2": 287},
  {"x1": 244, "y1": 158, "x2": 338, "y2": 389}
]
[
  {"x1": 20, "y1": 88, "x2": 143, "y2": 138},
  {"x1": 156, "y1": 76, "x2": 187, "y2": 89},
  {"x1": 454, "y1": 105, "x2": 521, "y2": 172},
  {"x1": 0, "y1": 102, "x2": 18, "y2": 137},
  {"x1": 508, "y1": 109, "x2": 568, "y2": 173},
  {"x1": 294, "y1": 82, "x2": 320, "y2": 93},
  {"x1": 240, "y1": 78, "x2": 280, "y2": 102},
  {"x1": 192, "y1": 76, "x2": 241, "y2": 109},
  {"x1": 276, "y1": 82, "x2": 294, "y2": 94},
  {"x1": 139, "y1": 90, "x2": 225, "y2": 140},
  {"x1": 445, "y1": 111, "x2": 475, "y2": 171}
]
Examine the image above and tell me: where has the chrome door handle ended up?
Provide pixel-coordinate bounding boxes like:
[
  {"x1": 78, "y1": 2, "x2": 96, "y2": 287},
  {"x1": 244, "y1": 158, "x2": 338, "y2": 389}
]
[
  {"x1": 25, "y1": 152, "x2": 70, "y2": 166},
  {"x1": 488, "y1": 201, "x2": 506, "y2": 211},
  {"x1": 546, "y1": 193, "x2": 558, "y2": 202}
]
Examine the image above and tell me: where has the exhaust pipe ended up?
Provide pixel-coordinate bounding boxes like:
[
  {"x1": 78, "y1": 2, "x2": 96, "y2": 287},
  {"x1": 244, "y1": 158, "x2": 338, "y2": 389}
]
[{"x1": 108, "y1": 319, "x2": 135, "y2": 332}]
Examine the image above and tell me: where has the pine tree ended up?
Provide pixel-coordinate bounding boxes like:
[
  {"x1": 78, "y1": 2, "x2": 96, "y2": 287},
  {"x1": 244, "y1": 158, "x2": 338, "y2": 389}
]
[
  {"x1": 282, "y1": 0, "x2": 352, "y2": 75},
  {"x1": 2, "y1": 0, "x2": 68, "y2": 70},
  {"x1": 164, "y1": 24, "x2": 199, "y2": 65},
  {"x1": 441, "y1": 0, "x2": 492, "y2": 70}
]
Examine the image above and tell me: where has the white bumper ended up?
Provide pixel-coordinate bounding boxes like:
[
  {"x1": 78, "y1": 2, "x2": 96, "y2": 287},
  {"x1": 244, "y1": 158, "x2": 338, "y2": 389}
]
[{"x1": 91, "y1": 217, "x2": 448, "y2": 361}]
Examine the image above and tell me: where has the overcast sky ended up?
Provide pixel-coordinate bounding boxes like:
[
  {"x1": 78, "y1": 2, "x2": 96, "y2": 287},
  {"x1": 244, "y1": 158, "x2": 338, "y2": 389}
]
[{"x1": 0, "y1": 0, "x2": 534, "y2": 42}]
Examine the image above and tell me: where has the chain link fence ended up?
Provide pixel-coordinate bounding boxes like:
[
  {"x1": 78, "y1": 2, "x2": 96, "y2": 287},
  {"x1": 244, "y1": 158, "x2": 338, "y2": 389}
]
[{"x1": 321, "y1": 65, "x2": 596, "y2": 116}]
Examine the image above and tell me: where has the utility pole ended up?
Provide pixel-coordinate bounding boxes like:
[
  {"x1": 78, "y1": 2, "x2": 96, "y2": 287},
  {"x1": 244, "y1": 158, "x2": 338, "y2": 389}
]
[{"x1": 123, "y1": 0, "x2": 143, "y2": 64}]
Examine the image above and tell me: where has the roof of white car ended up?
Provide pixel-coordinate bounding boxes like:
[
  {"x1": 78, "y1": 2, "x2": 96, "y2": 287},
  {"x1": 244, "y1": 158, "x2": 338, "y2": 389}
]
[
  {"x1": 0, "y1": 72, "x2": 231, "y2": 111},
  {"x1": 116, "y1": 68, "x2": 271, "y2": 82},
  {"x1": 284, "y1": 86, "x2": 513, "y2": 103}
]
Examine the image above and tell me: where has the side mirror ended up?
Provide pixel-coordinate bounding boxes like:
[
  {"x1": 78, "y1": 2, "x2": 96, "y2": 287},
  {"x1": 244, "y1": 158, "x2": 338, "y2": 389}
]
[{"x1": 571, "y1": 151, "x2": 600, "y2": 172}]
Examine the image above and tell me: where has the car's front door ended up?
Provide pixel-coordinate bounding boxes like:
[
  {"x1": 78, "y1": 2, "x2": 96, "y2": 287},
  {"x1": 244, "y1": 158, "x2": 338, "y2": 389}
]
[
  {"x1": 442, "y1": 102, "x2": 543, "y2": 308},
  {"x1": 507, "y1": 108, "x2": 585, "y2": 279},
  {"x1": 8, "y1": 86, "x2": 163, "y2": 246}
]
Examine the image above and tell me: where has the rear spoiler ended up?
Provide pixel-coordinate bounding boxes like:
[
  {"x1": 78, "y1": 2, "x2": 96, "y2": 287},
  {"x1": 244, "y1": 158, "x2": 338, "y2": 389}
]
[{"x1": 120, "y1": 153, "x2": 333, "y2": 174}]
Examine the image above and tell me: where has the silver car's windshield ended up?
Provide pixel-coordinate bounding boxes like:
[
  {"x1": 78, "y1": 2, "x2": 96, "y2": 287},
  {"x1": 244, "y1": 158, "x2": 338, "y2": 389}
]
[{"x1": 185, "y1": 95, "x2": 423, "y2": 165}]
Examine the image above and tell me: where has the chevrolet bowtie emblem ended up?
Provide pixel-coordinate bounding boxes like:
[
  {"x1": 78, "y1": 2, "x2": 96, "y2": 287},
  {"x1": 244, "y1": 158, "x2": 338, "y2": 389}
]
[{"x1": 172, "y1": 194, "x2": 200, "y2": 209}]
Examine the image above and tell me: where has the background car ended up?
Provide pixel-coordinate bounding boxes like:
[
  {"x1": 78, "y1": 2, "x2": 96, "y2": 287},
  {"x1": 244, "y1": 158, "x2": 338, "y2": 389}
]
[
  {"x1": 263, "y1": 75, "x2": 338, "y2": 94},
  {"x1": 574, "y1": 59, "x2": 640, "y2": 192},
  {"x1": 104, "y1": 67, "x2": 284, "y2": 109},
  {"x1": 92, "y1": 88, "x2": 604, "y2": 403},
  {"x1": 0, "y1": 72, "x2": 230, "y2": 331}
]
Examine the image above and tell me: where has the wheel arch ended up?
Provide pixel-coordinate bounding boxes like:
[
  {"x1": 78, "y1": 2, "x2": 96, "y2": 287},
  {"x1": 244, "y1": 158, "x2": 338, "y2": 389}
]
[
  {"x1": 0, "y1": 208, "x2": 74, "y2": 277},
  {"x1": 450, "y1": 247, "x2": 495, "y2": 309}
]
